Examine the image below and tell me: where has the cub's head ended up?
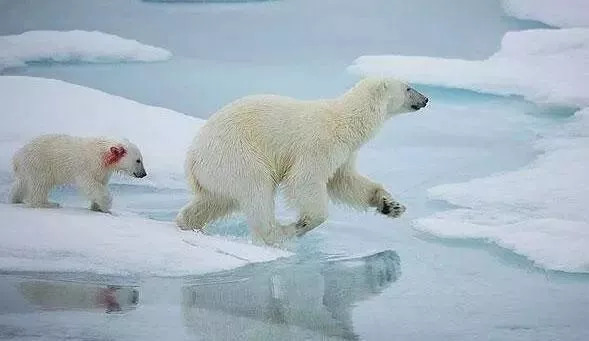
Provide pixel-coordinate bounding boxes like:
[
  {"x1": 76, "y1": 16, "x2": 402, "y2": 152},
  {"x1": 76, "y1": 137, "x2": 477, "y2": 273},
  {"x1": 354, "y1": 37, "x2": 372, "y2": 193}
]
[
  {"x1": 372, "y1": 78, "x2": 429, "y2": 116},
  {"x1": 104, "y1": 140, "x2": 147, "y2": 178}
]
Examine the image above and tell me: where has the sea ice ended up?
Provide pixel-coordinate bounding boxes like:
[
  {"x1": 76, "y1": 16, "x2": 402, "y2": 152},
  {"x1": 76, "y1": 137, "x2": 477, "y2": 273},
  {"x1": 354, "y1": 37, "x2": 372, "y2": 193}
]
[
  {"x1": 348, "y1": 28, "x2": 589, "y2": 107},
  {"x1": 0, "y1": 30, "x2": 171, "y2": 71}
]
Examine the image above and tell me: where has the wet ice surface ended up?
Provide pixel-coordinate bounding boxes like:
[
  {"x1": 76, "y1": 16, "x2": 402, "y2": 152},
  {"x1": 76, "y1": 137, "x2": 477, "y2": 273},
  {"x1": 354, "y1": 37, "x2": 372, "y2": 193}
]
[
  {"x1": 1, "y1": 0, "x2": 588, "y2": 340},
  {"x1": 0, "y1": 251, "x2": 400, "y2": 340}
]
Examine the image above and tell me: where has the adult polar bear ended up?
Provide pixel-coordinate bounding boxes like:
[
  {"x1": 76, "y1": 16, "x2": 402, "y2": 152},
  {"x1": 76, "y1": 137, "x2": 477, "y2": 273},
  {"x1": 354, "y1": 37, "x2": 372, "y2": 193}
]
[{"x1": 177, "y1": 78, "x2": 428, "y2": 244}]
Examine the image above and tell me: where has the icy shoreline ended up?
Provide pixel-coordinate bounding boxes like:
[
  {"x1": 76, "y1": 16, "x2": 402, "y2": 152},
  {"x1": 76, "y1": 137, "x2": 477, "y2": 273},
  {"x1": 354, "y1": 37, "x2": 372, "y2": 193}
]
[{"x1": 349, "y1": 18, "x2": 589, "y2": 272}]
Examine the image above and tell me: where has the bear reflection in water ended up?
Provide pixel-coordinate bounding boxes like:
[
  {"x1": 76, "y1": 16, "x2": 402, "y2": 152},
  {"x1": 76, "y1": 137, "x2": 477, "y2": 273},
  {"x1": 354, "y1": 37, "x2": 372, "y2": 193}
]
[
  {"x1": 182, "y1": 250, "x2": 400, "y2": 340},
  {"x1": 19, "y1": 282, "x2": 139, "y2": 314}
]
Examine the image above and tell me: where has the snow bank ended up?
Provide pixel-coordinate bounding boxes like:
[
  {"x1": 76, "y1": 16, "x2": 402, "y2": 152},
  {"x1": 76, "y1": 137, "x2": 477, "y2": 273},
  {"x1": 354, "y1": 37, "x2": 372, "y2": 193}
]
[
  {"x1": 0, "y1": 76, "x2": 201, "y2": 189},
  {"x1": 348, "y1": 28, "x2": 589, "y2": 107},
  {"x1": 414, "y1": 108, "x2": 589, "y2": 273},
  {"x1": 0, "y1": 30, "x2": 171, "y2": 71},
  {"x1": 0, "y1": 204, "x2": 290, "y2": 276},
  {"x1": 501, "y1": 0, "x2": 589, "y2": 28}
]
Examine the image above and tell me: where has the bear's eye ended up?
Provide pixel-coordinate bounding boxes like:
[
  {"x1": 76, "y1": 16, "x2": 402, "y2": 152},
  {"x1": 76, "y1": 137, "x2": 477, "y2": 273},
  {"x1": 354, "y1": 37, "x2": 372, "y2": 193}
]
[
  {"x1": 136, "y1": 159, "x2": 141, "y2": 164},
  {"x1": 406, "y1": 87, "x2": 411, "y2": 92}
]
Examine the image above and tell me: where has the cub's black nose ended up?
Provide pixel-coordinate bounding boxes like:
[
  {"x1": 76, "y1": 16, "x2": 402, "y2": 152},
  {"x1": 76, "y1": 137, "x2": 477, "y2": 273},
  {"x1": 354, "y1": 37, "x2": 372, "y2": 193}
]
[{"x1": 134, "y1": 172, "x2": 147, "y2": 178}]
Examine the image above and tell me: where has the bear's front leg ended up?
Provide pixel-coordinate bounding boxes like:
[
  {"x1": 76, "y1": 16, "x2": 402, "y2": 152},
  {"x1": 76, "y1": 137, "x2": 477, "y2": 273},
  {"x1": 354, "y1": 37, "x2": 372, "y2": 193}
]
[
  {"x1": 77, "y1": 177, "x2": 112, "y2": 213},
  {"x1": 284, "y1": 178, "x2": 329, "y2": 237},
  {"x1": 370, "y1": 188, "x2": 406, "y2": 218}
]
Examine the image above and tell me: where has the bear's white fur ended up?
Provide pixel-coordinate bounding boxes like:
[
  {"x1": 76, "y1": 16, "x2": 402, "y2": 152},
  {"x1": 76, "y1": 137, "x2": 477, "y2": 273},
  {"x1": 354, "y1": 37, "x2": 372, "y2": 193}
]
[
  {"x1": 177, "y1": 77, "x2": 428, "y2": 244},
  {"x1": 10, "y1": 134, "x2": 147, "y2": 212}
]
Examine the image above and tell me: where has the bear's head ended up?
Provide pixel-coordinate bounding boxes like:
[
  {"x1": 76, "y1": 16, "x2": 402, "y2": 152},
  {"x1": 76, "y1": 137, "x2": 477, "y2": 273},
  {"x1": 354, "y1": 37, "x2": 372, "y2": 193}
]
[
  {"x1": 104, "y1": 140, "x2": 147, "y2": 178},
  {"x1": 381, "y1": 78, "x2": 428, "y2": 116}
]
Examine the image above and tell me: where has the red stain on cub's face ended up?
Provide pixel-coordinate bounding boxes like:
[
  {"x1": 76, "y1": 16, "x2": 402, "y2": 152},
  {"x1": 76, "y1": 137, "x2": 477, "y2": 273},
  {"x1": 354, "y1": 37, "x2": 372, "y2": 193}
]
[{"x1": 104, "y1": 146, "x2": 127, "y2": 166}]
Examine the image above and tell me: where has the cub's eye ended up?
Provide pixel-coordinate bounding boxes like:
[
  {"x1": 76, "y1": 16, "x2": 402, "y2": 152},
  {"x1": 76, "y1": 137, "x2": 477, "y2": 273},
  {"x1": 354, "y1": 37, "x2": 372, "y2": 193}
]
[
  {"x1": 136, "y1": 159, "x2": 141, "y2": 163},
  {"x1": 406, "y1": 88, "x2": 411, "y2": 92}
]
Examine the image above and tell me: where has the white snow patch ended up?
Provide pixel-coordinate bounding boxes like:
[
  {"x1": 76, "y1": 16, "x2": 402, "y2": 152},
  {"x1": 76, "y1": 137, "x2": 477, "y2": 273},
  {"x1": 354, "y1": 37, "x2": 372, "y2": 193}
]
[
  {"x1": 0, "y1": 30, "x2": 171, "y2": 71},
  {"x1": 414, "y1": 108, "x2": 589, "y2": 273},
  {"x1": 0, "y1": 204, "x2": 290, "y2": 276},
  {"x1": 348, "y1": 28, "x2": 589, "y2": 107},
  {"x1": 0, "y1": 76, "x2": 201, "y2": 189},
  {"x1": 501, "y1": 0, "x2": 589, "y2": 28}
]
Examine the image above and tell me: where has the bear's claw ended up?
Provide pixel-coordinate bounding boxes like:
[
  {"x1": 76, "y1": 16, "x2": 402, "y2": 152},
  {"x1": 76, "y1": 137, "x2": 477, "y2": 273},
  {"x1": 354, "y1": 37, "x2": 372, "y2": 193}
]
[{"x1": 379, "y1": 197, "x2": 406, "y2": 218}]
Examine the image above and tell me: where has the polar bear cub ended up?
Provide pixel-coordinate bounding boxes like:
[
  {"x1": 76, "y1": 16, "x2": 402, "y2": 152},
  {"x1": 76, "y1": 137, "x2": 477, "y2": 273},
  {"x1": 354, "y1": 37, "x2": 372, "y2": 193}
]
[
  {"x1": 10, "y1": 134, "x2": 147, "y2": 212},
  {"x1": 177, "y1": 77, "x2": 428, "y2": 244}
]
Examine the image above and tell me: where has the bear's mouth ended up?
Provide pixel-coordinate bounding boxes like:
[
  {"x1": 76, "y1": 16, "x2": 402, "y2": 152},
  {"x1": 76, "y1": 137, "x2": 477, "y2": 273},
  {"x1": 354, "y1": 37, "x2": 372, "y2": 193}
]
[{"x1": 411, "y1": 105, "x2": 420, "y2": 110}]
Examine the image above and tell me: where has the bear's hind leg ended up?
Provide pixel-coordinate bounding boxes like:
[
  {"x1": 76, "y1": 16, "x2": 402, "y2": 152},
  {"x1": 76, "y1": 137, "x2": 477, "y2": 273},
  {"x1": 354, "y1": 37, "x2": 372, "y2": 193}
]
[
  {"x1": 10, "y1": 177, "x2": 27, "y2": 204},
  {"x1": 176, "y1": 194, "x2": 236, "y2": 231},
  {"x1": 26, "y1": 178, "x2": 59, "y2": 208},
  {"x1": 238, "y1": 183, "x2": 290, "y2": 245}
]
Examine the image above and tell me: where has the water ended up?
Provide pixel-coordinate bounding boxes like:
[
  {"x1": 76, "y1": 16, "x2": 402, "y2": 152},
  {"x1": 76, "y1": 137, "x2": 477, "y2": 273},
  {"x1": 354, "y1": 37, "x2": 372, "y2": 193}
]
[{"x1": 1, "y1": 1, "x2": 588, "y2": 340}]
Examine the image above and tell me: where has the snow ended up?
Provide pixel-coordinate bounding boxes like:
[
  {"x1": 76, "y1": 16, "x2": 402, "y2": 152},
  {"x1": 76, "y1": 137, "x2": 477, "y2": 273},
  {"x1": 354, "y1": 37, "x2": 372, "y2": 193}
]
[
  {"x1": 348, "y1": 28, "x2": 589, "y2": 107},
  {"x1": 501, "y1": 0, "x2": 589, "y2": 28},
  {"x1": 0, "y1": 204, "x2": 290, "y2": 276},
  {"x1": 0, "y1": 76, "x2": 290, "y2": 276},
  {"x1": 0, "y1": 76, "x2": 200, "y2": 189},
  {"x1": 0, "y1": 30, "x2": 171, "y2": 71}
]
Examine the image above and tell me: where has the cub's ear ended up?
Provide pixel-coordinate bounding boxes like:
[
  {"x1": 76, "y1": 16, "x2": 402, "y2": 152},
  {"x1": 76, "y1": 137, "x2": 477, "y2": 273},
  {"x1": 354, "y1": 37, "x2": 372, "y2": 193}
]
[
  {"x1": 110, "y1": 146, "x2": 120, "y2": 155},
  {"x1": 105, "y1": 145, "x2": 127, "y2": 166},
  {"x1": 110, "y1": 146, "x2": 126, "y2": 156}
]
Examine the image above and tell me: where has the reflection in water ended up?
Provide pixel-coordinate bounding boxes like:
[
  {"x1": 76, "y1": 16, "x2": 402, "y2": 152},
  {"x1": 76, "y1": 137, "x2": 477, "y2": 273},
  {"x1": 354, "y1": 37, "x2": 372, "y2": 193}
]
[
  {"x1": 182, "y1": 250, "x2": 400, "y2": 340},
  {"x1": 19, "y1": 281, "x2": 139, "y2": 314}
]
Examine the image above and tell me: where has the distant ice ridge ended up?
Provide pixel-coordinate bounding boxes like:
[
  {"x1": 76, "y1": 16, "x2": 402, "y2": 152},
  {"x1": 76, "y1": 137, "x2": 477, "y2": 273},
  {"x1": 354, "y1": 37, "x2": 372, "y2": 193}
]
[
  {"x1": 501, "y1": 0, "x2": 589, "y2": 28},
  {"x1": 348, "y1": 13, "x2": 589, "y2": 272},
  {"x1": 348, "y1": 28, "x2": 589, "y2": 107},
  {"x1": 0, "y1": 30, "x2": 171, "y2": 71},
  {"x1": 0, "y1": 76, "x2": 289, "y2": 276}
]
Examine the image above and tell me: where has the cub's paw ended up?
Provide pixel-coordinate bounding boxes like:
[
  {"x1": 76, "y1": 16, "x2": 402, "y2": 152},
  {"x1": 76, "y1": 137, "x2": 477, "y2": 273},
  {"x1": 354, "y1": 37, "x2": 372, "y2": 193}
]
[{"x1": 30, "y1": 202, "x2": 60, "y2": 209}]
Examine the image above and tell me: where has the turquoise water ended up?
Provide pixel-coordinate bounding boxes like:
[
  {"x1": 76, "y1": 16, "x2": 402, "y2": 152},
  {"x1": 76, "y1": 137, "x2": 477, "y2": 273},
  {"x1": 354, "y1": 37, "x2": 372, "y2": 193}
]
[{"x1": 1, "y1": 1, "x2": 587, "y2": 340}]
